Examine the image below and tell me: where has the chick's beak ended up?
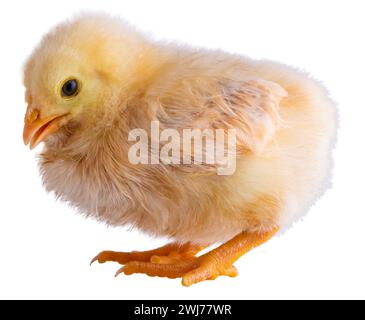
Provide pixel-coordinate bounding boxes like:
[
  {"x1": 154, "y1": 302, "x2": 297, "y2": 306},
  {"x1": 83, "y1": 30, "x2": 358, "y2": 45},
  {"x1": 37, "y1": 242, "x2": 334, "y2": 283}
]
[{"x1": 23, "y1": 108, "x2": 69, "y2": 149}]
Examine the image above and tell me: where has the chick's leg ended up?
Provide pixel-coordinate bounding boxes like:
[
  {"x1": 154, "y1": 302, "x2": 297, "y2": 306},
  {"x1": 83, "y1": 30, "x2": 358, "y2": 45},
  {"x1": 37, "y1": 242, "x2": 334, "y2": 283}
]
[
  {"x1": 91, "y1": 242, "x2": 204, "y2": 265},
  {"x1": 117, "y1": 227, "x2": 278, "y2": 286}
]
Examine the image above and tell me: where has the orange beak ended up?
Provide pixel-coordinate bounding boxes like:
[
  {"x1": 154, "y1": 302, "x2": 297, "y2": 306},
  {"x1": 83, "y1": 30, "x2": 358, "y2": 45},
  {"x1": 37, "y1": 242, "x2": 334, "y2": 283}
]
[{"x1": 23, "y1": 108, "x2": 69, "y2": 149}]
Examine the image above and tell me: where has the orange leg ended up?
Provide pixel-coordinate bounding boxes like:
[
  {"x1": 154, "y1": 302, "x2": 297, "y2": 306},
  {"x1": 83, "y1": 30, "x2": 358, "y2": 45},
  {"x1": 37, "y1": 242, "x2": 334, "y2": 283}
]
[
  {"x1": 91, "y1": 242, "x2": 205, "y2": 266},
  {"x1": 115, "y1": 227, "x2": 278, "y2": 286}
]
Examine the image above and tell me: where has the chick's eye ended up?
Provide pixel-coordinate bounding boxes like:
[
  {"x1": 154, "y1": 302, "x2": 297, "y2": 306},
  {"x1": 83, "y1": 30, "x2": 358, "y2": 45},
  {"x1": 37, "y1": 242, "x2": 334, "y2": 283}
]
[{"x1": 61, "y1": 79, "x2": 79, "y2": 97}]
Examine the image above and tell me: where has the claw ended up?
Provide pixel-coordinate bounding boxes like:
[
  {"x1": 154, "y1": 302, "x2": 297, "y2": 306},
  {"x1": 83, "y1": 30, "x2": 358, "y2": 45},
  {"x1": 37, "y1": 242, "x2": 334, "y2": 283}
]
[
  {"x1": 115, "y1": 267, "x2": 124, "y2": 278},
  {"x1": 90, "y1": 256, "x2": 99, "y2": 266}
]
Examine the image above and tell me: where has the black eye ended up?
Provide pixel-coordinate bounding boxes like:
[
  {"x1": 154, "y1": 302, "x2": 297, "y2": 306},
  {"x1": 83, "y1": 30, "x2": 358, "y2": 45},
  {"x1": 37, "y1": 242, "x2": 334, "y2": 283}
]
[{"x1": 61, "y1": 79, "x2": 79, "y2": 97}]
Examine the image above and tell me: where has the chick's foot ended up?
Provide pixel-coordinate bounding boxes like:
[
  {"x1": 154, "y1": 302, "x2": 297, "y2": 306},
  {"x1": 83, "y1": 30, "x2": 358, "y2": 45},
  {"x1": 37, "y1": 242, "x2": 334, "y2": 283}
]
[
  {"x1": 90, "y1": 242, "x2": 204, "y2": 266},
  {"x1": 115, "y1": 228, "x2": 278, "y2": 286}
]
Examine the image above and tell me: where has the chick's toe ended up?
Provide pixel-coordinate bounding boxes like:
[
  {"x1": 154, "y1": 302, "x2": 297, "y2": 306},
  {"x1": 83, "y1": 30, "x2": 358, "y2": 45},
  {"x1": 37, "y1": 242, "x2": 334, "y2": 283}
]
[{"x1": 90, "y1": 242, "x2": 204, "y2": 266}]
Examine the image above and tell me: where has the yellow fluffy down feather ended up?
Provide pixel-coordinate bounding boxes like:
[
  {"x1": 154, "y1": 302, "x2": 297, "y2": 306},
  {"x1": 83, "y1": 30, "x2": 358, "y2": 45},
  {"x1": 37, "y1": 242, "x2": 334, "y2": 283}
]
[{"x1": 23, "y1": 13, "x2": 336, "y2": 285}]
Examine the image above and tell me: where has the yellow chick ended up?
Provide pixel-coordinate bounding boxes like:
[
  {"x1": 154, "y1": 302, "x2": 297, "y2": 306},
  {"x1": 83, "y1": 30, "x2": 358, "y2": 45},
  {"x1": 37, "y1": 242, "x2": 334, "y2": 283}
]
[{"x1": 23, "y1": 13, "x2": 336, "y2": 286}]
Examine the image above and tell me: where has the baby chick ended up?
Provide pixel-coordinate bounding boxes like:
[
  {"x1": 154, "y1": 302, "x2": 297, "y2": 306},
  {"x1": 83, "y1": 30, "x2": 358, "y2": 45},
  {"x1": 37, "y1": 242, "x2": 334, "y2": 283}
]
[{"x1": 23, "y1": 13, "x2": 336, "y2": 286}]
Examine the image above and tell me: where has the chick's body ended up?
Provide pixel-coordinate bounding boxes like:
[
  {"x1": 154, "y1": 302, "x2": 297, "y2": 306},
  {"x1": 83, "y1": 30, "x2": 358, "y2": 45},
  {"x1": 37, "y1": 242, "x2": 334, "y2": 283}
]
[{"x1": 24, "y1": 14, "x2": 336, "y2": 285}]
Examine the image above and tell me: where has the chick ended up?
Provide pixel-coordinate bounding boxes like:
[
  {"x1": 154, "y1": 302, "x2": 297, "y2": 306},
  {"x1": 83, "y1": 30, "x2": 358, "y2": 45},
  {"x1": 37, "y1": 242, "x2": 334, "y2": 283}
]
[{"x1": 23, "y1": 13, "x2": 336, "y2": 286}]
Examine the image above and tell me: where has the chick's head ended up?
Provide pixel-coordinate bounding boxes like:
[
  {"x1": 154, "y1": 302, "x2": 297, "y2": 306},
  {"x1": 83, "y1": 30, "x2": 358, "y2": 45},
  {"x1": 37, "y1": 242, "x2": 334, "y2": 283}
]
[{"x1": 23, "y1": 14, "x2": 149, "y2": 149}]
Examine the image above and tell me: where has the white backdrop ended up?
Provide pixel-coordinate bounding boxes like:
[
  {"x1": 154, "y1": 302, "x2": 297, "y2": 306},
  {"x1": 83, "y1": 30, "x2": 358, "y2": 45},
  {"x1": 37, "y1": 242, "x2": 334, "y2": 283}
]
[{"x1": 0, "y1": 0, "x2": 364, "y2": 300}]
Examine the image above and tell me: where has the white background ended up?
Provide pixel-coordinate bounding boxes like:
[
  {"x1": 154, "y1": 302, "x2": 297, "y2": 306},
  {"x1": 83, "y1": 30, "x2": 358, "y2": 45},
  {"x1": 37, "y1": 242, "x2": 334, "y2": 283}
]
[{"x1": 0, "y1": 0, "x2": 364, "y2": 300}]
